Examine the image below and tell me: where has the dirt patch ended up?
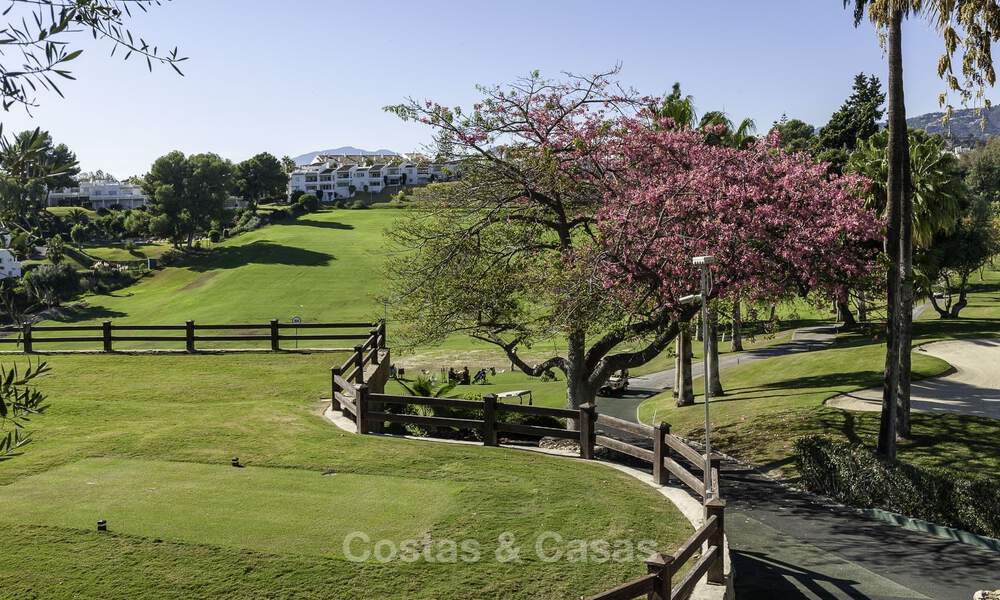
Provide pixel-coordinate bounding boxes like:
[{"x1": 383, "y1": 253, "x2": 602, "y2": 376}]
[{"x1": 179, "y1": 271, "x2": 219, "y2": 292}]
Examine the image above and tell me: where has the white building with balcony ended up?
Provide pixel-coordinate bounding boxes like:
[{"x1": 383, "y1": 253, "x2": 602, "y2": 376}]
[
  {"x1": 48, "y1": 179, "x2": 147, "y2": 210},
  {"x1": 287, "y1": 152, "x2": 460, "y2": 202}
]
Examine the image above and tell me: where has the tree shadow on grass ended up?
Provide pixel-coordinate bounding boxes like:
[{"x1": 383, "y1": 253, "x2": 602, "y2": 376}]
[
  {"x1": 287, "y1": 219, "x2": 354, "y2": 230},
  {"x1": 48, "y1": 305, "x2": 129, "y2": 323},
  {"x1": 186, "y1": 241, "x2": 333, "y2": 272}
]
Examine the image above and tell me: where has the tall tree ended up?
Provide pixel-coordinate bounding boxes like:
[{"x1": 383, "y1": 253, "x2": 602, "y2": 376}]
[
  {"x1": 844, "y1": 0, "x2": 999, "y2": 454},
  {"x1": 772, "y1": 116, "x2": 817, "y2": 154},
  {"x1": 386, "y1": 71, "x2": 881, "y2": 411},
  {"x1": 280, "y1": 155, "x2": 297, "y2": 174},
  {"x1": 0, "y1": 129, "x2": 78, "y2": 228},
  {"x1": 816, "y1": 73, "x2": 886, "y2": 173},
  {"x1": 144, "y1": 151, "x2": 233, "y2": 247},
  {"x1": 236, "y1": 152, "x2": 286, "y2": 209}
]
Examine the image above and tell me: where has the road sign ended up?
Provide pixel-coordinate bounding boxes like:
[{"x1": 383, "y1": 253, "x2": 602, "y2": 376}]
[{"x1": 291, "y1": 316, "x2": 302, "y2": 325}]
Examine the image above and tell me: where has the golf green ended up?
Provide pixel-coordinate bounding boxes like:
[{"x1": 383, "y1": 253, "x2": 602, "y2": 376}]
[{"x1": 0, "y1": 457, "x2": 462, "y2": 558}]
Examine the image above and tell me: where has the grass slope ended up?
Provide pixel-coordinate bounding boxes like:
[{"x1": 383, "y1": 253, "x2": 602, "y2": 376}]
[{"x1": 0, "y1": 352, "x2": 691, "y2": 599}]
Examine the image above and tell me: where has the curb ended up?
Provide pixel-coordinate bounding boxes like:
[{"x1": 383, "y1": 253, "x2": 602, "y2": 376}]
[{"x1": 859, "y1": 507, "x2": 1000, "y2": 553}]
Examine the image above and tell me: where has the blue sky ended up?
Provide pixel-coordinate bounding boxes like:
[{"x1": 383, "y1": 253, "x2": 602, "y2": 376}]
[{"x1": 0, "y1": 0, "x2": 984, "y2": 176}]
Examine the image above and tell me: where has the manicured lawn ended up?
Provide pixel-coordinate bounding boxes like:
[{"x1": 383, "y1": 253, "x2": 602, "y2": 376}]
[
  {"x1": 0, "y1": 457, "x2": 462, "y2": 558},
  {"x1": 637, "y1": 267, "x2": 1000, "y2": 479},
  {"x1": 82, "y1": 241, "x2": 173, "y2": 262},
  {"x1": 0, "y1": 352, "x2": 691, "y2": 599}
]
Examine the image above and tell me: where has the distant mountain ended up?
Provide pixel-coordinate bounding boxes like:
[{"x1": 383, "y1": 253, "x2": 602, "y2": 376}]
[
  {"x1": 907, "y1": 105, "x2": 1000, "y2": 145},
  {"x1": 292, "y1": 146, "x2": 398, "y2": 165}
]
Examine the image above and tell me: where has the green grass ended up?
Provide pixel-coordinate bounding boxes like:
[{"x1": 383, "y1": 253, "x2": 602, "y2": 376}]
[
  {"x1": 0, "y1": 352, "x2": 691, "y2": 599},
  {"x1": 637, "y1": 267, "x2": 1000, "y2": 478},
  {"x1": 0, "y1": 457, "x2": 461, "y2": 558},
  {"x1": 387, "y1": 370, "x2": 570, "y2": 409},
  {"x1": 46, "y1": 206, "x2": 97, "y2": 219},
  {"x1": 82, "y1": 241, "x2": 172, "y2": 262}
]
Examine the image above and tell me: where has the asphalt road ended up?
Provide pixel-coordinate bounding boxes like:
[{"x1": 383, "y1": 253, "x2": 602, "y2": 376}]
[{"x1": 594, "y1": 321, "x2": 1000, "y2": 599}]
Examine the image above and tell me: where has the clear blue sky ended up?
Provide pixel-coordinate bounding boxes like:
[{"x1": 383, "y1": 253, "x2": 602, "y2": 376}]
[{"x1": 0, "y1": 0, "x2": 984, "y2": 177}]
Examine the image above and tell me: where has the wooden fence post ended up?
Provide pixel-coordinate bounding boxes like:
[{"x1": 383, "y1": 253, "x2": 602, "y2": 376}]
[
  {"x1": 705, "y1": 496, "x2": 727, "y2": 585},
  {"x1": 645, "y1": 552, "x2": 673, "y2": 600},
  {"x1": 482, "y1": 394, "x2": 498, "y2": 447},
  {"x1": 353, "y1": 345, "x2": 365, "y2": 384},
  {"x1": 355, "y1": 384, "x2": 369, "y2": 435},
  {"x1": 102, "y1": 320, "x2": 113, "y2": 353},
  {"x1": 578, "y1": 402, "x2": 596, "y2": 459},
  {"x1": 21, "y1": 322, "x2": 32, "y2": 354},
  {"x1": 185, "y1": 320, "x2": 195, "y2": 353},
  {"x1": 269, "y1": 319, "x2": 279, "y2": 351},
  {"x1": 653, "y1": 422, "x2": 669, "y2": 486},
  {"x1": 369, "y1": 329, "x2": 379, "y2": 364},
  {"x1": 378, "y1": 321, "x2": 386, "y2": 348},
  {"x1": 331, "y1": 367, "x2": 342, "y2": 412}
]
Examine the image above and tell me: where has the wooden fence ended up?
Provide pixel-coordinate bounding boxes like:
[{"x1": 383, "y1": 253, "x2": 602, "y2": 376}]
[
  {"x1": 0, "y1": 320, "x2": 383, "y2": 354},
  {"x1": 331, "y1": 341, "x2": 727, "y2": 600}
]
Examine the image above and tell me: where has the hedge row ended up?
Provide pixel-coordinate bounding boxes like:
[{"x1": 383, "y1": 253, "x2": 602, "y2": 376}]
[{"x1": 795, "y1": 435, "x2": 1000, "y2": 538}]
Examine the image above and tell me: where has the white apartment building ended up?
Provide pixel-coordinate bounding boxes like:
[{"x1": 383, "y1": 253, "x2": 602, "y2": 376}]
[
  {"x1": 288, "y1": 152, "x2": 460, "y2": 202},
  {"x1": 48, "y1": 179, "x2": 148, "y2": 210}
]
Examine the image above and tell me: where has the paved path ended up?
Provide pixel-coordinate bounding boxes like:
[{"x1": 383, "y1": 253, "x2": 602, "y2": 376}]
[
  {"x1": 596, "y1": 326, "x2": 837, "y2": 422},
  {"x1": 830, "y1": 337, "x2": 1000, "y2": 419},
  {"x1": 595, "y1": 317, "x2": 1000, "y2": 599},
  {"x1": 725, "y1": 465, "x2": 1000, "y2": 599}
]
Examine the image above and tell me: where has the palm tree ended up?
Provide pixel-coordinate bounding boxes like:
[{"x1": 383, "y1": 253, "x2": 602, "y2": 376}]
[{"x1": 843, "y1": 0, "x2": 998, "y2": 454}]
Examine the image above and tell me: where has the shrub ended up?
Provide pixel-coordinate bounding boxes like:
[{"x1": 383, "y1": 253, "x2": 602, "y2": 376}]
[
  {"x1": 269, "y1": 208, "x2": 290, "y2": 221},
  {"x1": 124, "y1": 239, "x2": 137, "y2": 252},
  {"x1": 208, "y1": 229, "x2": 222, "y2": 243},
  {"x1": 795, "y1": 435, "x2": 1000, "y2": 538},
  {"x1": 298, "y1": 193, "x2": 320, "y2": 212},
  {"x1": 69, "y1": 223, "x2": 89, "y2": 246},
  {"x1": 23, "y1": 263, "x2": 80, "y2": 307},
  {"x1": 289, "y1": 190, "x2": 306, "y2": 204},
  {"x1": 350, "y1": 200, "x2": 368, "y2": 209},
  {"x1": 45, "y1": 234, "x2": 66, "y2": 265},
  {"x1": 288, "y1": 202, "x2": 306, "y2": 217}
]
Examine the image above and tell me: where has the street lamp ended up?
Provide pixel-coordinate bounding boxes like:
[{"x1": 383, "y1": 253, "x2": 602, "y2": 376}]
[{"x1": 693, "y1": 255, "x2": 717, "y2": 497}]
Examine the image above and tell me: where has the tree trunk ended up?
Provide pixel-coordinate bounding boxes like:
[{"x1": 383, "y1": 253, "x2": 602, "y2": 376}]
[
  {"x1": 564, "y1": 329, "x2": 593, "y2": 411},
  {"x1": 837, "y1": 299, "x2": 857, "y2": 326},
  {"x1": 949, "y1": 273, "x2": 970, "y2": 318},
  {"x1": 896, "y1": 20, "x2": 915, "y2": 442},
  {"x1": 675, "y1": 324, "x2": 694, "y2": 407},
  {"x1": 708, "y1": 307, "x2": 724, "y2": 396},
  {"x1": 731, "y1": 297, "x2": 744, "y2": 352},
  {"x1": 856, "y1": 290, "x2": 868, "y2": 322},
  {"x1": 878, "y1": 7, "x2": 905, "y2": 460}
]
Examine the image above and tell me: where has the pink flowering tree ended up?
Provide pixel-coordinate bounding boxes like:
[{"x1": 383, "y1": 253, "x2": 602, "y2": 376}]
[
  {"x1": 597, "y1": 124, "x2": 884, "y2": 335},
  {"x1": 385, "y1": 70, "x2": 881, "y2": 411}
]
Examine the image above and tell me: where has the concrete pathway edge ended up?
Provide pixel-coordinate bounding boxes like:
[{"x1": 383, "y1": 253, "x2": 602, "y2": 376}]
[{"x1": 323, "y1": 406, "x2": 734, "y2": 600}]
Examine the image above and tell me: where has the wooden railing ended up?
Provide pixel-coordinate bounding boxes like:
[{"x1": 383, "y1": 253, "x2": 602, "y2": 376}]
[
  {"x1": 329, "y1": 323, "x2": 727, "y2": 600},
  {"x1": 0, "y1": 320, "x2": 378, "y2": 353}
]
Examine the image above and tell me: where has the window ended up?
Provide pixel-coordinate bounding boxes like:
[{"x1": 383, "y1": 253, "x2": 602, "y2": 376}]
[
  {"x1": 320, "y1": 175, "x2": 331, "y2": 182},
  {"x1": 305, "y1": 176, "x2": 317, "y2": 182},
  {"x1": 306, "y1": 185, "x2": 317, "y2": 190}
]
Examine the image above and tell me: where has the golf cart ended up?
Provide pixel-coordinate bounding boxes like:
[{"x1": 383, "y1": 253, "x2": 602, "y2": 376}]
[{"x1": 599, "y1": 370, "x2": 629, "y2": 397}]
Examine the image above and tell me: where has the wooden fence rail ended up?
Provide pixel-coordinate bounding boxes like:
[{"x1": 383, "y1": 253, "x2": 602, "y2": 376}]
[
  {"x1": 330, "y1": 321, "x2": 727, "y2": 600},
  {"x1": 0, "y1": 320, "x2": 379, "y2": 354}
]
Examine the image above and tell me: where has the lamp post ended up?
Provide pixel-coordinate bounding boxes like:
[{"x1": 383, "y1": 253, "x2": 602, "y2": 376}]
[
  {"x1": 678, "y1": 254, "x2": 718, "y2": 496},
  {"x1": 693, "y1": 255, "x2": 716, "y2": 497}
]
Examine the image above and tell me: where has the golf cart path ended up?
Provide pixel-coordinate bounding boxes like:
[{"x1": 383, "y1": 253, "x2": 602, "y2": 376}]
[
  {"x1": 598, "y1": 316, "x2": 1000, "y2": 599},
  {"x1": 596, "y1": 325, "x2": 837, "y2": 423},
  {"x1": 829, "y1": 337, "x2": 1000, "y2": 419}
]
